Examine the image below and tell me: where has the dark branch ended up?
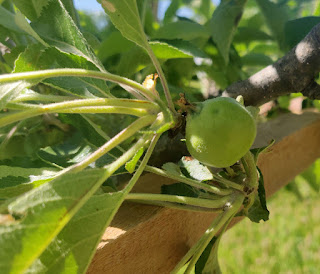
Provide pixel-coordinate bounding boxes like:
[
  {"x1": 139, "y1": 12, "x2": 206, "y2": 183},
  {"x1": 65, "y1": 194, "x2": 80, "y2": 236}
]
[{"x1": 223, "y1": 23, "x2": 320, "y2": 106}]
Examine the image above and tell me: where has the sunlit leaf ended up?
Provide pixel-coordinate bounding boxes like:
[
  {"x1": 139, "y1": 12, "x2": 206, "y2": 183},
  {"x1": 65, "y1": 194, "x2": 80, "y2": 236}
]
[
  {"x1": 31, "y1": 0, "x2": 104, "y2": 70},
  {"x1": 0, "y1": 168, "x2": 106, "y2": 273},
  {"x1": 100, "y1": 0, "x2": 149, "y2": 50},
  {"x1": 26, "y1": 191, "x2": 124, "y2": 273}
]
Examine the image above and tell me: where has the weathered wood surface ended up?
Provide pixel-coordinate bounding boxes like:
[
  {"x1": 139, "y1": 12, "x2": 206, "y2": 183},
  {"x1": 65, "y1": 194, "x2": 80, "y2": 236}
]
[{"x1": 88, "y1": 112, "x2": 320, "y2": 274}]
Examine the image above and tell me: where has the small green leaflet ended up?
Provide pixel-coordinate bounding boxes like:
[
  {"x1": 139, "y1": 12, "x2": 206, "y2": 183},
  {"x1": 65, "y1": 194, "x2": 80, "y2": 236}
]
[{"x1": 125, "y1": 147, "x2": 144, "y2": 173}]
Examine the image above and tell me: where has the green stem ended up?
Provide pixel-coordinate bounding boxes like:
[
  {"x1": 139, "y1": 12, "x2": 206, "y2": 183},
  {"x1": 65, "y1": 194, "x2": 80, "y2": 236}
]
[
  {"x1": 13, "y1": 93, "x2": 76, "y2": 103},
  {"x1": 241, "y1": 151, "x2": 258, "y2": 189},
  {"x1": 55, "y1": 106, "x2": 151, "y2": 116},
  {"x1": 126, "y1": 193, "x2": 231, "y2": 209},
  {"x1": 122, "y1": 134, "x2": 161, "y2": 195},
  {"x1": 0, "y1": 68, "x2": 157, "y2": 101},
  {"x1": 147, "y1": 49, "x2": 176, "y2": 114},
  {"x1": 199, "y1": 213, "x2": 235, "y2": 273},
  {"x1": 225, "y1": 166, "x2": 236, "y2": 177},
  {"x1": 62, "y1": 115, "x2": 157, "y2": 174},
  {"x1": 211, "y1": 174, "x2": 244, "y2": 192},
  {"x1": 172, "y1": 193, "x2": 244, "y2": 274},
  {"x1": 126, "y1": 199, "x2": 222, "y2": 212},
  {"x1": 1, "y1": 98, "x2": 160, "y2": 127},
  {"x1": 145, "y1": 166, "x2": 232, "y2": 196}
]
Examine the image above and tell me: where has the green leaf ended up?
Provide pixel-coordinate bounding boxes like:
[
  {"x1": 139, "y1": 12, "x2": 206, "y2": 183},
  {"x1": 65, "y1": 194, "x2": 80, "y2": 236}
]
[
  {"x1": 97, "y1": 31, "x2": 135, "y2": 63},
  {"x1": 0, "y1": 174, "x2": 56, "y2": 200},
  {"x1": 195, "y1": 237, "x2": 221, "y2": 274},
  {"x1": 179, "y1": 157, "x2": 213, "y2": 181},
  {"x1": 250, "y1": 140, "x2": 274, "y2": 163},
  {"x1": 284, "y1": 16, "x2": 320, "y2": 50},
  {"x1": 150, "y1": 41, "x2": 194, "y2": 59},
  {"x1": 12, "y1": 0, "x2": 49, "y2": 21},
  {"x1": 100, "y1": 0, "x2": 149, "y2": 50},
  {"x1": 0, "y1": 166, "x2": 57, "y2": 201},
  {"x1": 0, "y1": 168, "x2": 106, "y2": 273},
  {"x1": 150, "y1": 40, "x2": 208, "y2": 59},
  {"x1": 0, "y1": 165, "x2": 57, "y2": 180},
  {"x1": 234, "y1": 27, "x2": 272, "y2": 43},
  {"x1": 37, "y1": 137, "x2": 94, "y2": 168},
  {"x1": 0, "y1": 80, "x2": 38, "y2": 109},
  {"x1": 241, "y1": 53, "x2": 273, "y2": 67},
  {"x1": 163, "y1": 0, "x2": 181, "y2": 23},
  {"x1": 153, "y1": 20, "x2": 209, "y2": 40},
  {"x1": 207, "y1": 0, "x2": 247, "y2": 64},
  {"x1": 162, "y1": 162, "x2": 183, "y2": 176},
  {"x1": 0, "y1": 5, "x2": 24, "y2": 33},
  {"x1": 116, "y1": 39, "x2": 206, "y2": 77},
  {"x1": 247, "y1": 168, "x2": 269, "y2": 223},
  {"x1": 14, "y1": 44, "x2": 111, "y2": 98},
  {"x1": 31, "y1": 0, "x2": 104, "y2": 70},
  {"x1": 161, "y1": 182, "x2": 199, "y2": 198},
  {"x1": 125, "y1": 147, "x2": 144, "y2": 173},
  {"x1": 58, "y1": 114, "x2": 108, "y2": 147},
  {"x1": 255, "y1": 0, "x2": 288, "y2": 47},
  {"x1": 14, "y1": 9, "x2": 48, "y2": 45},
  {"x1": 26, "y1": 191, "x2": 124, "y2": 274},
  {"x1": 116, "y1": 46, "x2": 150, "y2": 77}
]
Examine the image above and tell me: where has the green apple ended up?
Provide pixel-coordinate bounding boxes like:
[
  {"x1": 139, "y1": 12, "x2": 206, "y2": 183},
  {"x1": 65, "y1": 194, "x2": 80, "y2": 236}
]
[{"x1": 185, "y1": 97, "x2": 257, "y2": 168}]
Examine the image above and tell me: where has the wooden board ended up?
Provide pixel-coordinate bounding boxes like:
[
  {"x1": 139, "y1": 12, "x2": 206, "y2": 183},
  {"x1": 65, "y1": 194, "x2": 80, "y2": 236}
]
[{"x1": 88, "y1": 112, "x2": 320, "y2": 274}]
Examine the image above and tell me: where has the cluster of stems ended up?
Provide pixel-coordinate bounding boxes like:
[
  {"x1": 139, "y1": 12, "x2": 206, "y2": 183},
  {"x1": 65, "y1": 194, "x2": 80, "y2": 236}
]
[{"x1": 124, "y1": 149, "x2": 258, "y2": 273}]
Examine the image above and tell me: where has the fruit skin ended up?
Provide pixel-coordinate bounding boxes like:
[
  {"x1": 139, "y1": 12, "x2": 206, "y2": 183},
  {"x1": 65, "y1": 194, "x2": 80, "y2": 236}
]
[{"x1": 185, "y1": 97, "x2": 257, "y2": 168}]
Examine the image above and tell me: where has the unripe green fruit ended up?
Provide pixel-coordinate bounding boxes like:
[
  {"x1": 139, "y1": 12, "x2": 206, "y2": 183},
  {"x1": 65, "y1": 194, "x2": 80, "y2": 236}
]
[{"x1": 185, "y1": 97, "x2": 257, "y2": 168}]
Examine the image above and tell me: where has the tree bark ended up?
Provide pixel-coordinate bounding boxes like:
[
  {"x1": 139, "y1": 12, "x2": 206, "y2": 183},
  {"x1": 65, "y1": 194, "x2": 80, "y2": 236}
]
[{"x1": 223, "y1": 23, "x2": 320, "y2": 106}]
